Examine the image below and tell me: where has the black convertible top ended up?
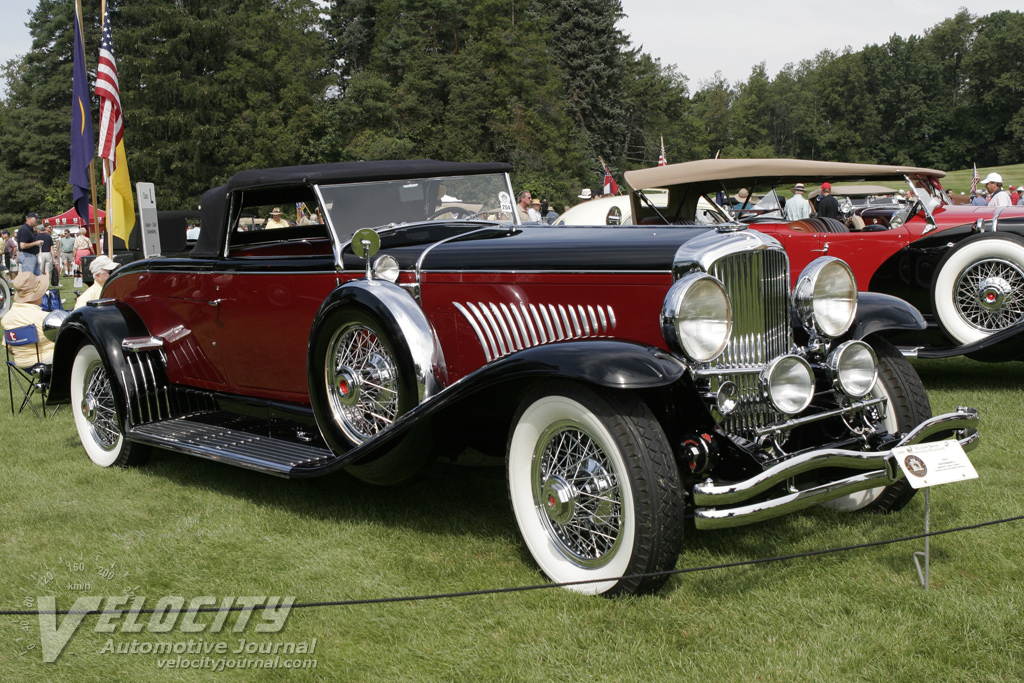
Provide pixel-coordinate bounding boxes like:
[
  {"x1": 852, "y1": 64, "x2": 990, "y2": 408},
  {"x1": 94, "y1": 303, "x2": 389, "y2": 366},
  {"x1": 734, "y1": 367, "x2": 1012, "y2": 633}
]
[{"x1": 193, "y1": 159, "x2": 513, "y2": 258}]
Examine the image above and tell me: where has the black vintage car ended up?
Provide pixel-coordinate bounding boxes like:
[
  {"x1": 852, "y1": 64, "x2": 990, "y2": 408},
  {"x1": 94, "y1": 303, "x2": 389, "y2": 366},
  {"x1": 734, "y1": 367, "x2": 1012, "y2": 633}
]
[{"x1": 45, "y1": 160, "x2": 979, "y2": 595}]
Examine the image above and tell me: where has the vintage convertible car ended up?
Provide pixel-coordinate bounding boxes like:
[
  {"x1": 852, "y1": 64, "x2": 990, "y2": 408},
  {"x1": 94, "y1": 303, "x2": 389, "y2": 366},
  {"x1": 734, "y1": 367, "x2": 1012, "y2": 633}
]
[
  {"x1": 45, "y1": 160, "x2": 979, "y2": 596},
  {"x1": 624, "y1": 159, "x2": 1024, "y2": 359}
]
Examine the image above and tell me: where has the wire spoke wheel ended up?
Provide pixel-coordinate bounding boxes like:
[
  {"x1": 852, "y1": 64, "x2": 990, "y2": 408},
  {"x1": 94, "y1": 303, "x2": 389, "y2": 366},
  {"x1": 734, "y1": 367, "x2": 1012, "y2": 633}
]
[
  {"x1": 82, "y1": 359, "x2": 120, "y2": 450},
  {"x1": 327, "y1": 322, "x2": 400, "y2": 442},
  {"x1": 954, "y1": 258, "x2": 1024, "y2": 332},
  {"x1": 533, "y1": 422, "x2": 623, "y2": 567}
]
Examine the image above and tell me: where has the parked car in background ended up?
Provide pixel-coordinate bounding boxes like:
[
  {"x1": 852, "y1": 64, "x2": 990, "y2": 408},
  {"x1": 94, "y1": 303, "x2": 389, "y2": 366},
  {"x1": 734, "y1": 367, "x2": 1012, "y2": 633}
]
[
  {"x1": 46, "y1": 160, "x2": 978, "y2": 596},
  {"x1": 624, "y1": 158, "x2": 1024, "y2": 359},
  {"x1": 555, "y1": 191, "x2": 723, "y2": 227}
]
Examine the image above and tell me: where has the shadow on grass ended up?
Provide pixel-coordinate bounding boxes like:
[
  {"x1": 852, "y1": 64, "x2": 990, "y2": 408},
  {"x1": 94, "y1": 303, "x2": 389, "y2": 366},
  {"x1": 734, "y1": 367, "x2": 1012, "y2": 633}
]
[{"x1": 912, "y1": 356, "x2": 1024, "y2": 392}]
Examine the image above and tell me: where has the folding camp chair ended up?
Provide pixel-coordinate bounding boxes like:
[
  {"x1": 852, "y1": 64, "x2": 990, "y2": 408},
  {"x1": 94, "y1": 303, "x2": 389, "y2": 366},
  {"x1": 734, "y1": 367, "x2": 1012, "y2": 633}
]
[{"x1": 5, "y1": 325, "x2": 53, "y2": 418}]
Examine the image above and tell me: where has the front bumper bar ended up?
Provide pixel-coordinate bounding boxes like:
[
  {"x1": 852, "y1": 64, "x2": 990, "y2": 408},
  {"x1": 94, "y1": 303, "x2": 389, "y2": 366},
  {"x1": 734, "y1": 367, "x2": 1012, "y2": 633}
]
[{"x1": 692, "y1": 407, "x2": 980, "y2": 529}]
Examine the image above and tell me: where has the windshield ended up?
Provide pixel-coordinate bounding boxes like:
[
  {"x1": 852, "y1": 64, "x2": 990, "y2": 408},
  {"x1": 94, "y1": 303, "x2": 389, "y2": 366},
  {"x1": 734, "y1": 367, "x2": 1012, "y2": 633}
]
[{"x1": 316, "y1": 173, "x2": 516, "y2": 242}]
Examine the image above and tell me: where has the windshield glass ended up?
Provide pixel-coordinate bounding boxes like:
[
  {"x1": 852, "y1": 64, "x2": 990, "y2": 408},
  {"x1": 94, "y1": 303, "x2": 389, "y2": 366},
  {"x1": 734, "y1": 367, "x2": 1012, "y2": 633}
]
[{"x1": 316, "y1": 173, "x2": 516, "y2": 242}]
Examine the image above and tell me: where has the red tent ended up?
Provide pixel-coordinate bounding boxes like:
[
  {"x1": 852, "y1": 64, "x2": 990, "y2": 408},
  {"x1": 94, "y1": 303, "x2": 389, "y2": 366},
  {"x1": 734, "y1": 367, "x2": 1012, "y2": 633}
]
[{"x1": 42, "y1": 205, "x2": 105, "y2": 229}]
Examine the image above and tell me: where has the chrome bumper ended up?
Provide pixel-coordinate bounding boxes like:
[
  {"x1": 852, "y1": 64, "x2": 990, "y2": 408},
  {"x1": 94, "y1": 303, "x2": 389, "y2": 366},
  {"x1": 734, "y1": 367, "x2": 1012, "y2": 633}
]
[{"x1": 692, "y1": 407, "x2": 980, "y2": 530}]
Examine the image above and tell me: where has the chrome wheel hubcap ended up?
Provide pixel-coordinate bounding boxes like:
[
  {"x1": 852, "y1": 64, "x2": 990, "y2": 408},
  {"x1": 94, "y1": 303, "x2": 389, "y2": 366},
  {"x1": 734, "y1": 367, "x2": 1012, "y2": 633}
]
[
  {"x1": 327, "y1": 323, "x2": 399, "y2": 442},
  {"x1": 82, "y1": 362, "x2": 119, "y2": 451}
]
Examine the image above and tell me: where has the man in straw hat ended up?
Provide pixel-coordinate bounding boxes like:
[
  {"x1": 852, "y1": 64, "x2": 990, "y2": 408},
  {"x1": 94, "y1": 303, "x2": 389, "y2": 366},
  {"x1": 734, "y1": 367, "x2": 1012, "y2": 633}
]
[
  {"x1": 786, "y1": 183, "x2": 811, "y2": 221},
  {"x1": 265, "y1": 207, "x2": 290, "y2": 230},
  {"x1": 2, "y1": 272, "x2": 55, "y2": 366}
]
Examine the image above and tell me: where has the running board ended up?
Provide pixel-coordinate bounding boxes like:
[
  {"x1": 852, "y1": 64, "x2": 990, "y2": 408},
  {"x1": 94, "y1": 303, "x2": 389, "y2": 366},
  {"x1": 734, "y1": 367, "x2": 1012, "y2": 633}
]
[{"x1": 129, "y1": 417, "x2": 339, "y2": 478}]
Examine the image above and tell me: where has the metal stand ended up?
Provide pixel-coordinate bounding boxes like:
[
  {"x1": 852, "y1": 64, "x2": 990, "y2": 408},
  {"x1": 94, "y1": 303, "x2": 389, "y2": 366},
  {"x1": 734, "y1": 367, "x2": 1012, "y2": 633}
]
[{"x1": 913, "y1": 488, "x2": 931, "y2": 589}]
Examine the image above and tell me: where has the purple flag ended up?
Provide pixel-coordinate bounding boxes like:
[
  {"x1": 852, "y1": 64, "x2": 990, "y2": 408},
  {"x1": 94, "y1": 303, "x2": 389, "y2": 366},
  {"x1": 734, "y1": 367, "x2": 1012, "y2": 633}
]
[{"x1": 70, "y1": 6, "x2": 93, "y2": 229}]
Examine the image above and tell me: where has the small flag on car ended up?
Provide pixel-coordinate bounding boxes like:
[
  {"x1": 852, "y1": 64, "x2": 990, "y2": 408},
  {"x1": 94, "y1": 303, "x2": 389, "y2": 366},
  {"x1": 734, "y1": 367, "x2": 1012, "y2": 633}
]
[{"x1": 658, "y1": 136, "x2": 667, "y2": 166}]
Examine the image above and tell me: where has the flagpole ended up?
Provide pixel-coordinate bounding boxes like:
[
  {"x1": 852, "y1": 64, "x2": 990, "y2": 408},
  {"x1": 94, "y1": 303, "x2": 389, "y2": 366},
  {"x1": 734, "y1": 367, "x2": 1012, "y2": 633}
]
[
  {"x1": 74, "y1": 0, "x2": 100, "y2": 255},
  {"x1": 100, "y1": 0, "x2": 112, "y2": 258}
]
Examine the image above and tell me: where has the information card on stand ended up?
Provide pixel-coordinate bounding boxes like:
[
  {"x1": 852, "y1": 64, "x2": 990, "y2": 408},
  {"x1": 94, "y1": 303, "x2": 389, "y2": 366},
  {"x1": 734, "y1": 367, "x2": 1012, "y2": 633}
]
[{"x1": 892, "y1": 440, "x2": 978, "y2": 489}]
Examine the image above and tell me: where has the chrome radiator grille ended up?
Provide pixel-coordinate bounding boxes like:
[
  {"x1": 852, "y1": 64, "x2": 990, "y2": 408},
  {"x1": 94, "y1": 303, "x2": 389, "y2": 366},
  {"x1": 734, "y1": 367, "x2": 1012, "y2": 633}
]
[{"x1": 707, "y1": 247, "x2": 792, "y2": 437}]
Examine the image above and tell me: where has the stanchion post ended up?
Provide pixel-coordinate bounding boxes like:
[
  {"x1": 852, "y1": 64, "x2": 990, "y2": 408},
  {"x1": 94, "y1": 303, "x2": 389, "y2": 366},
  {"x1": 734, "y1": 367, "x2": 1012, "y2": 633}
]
[{"x1": 913, "y1": 488, "x2": 930, "y2": 589}]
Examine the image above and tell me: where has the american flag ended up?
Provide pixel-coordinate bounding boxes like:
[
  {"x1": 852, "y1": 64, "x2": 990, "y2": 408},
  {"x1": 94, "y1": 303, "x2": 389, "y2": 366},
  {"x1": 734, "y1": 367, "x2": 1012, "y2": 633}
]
[
  {"x1": 96, "y1": 7, "x2": 122, "y2": 174},
  {"x1": 969, "y1": 163, "x2": 980, "y2": 195},
  {"x1": 657, "y1": 136, "x2": 667, "y2": 166}
]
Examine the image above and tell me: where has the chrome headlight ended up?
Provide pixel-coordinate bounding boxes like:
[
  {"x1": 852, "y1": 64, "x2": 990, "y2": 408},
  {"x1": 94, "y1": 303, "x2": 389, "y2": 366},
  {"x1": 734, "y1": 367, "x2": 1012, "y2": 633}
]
[
  {"x1": 372, "y1": 255, "x2": 400, "y2": 283},
  {"x1": 662, "y1": 273, "x2": 733, "y2": 362},
  {"x1": 825, "y1": 340, "x2": 877, "y2": 397},
  {"x1": 792, "y1": 257, "x2": 857, "y2": 338},
  {"x1": 760, "y1": 355, "x2": 814, "y2": 415}
]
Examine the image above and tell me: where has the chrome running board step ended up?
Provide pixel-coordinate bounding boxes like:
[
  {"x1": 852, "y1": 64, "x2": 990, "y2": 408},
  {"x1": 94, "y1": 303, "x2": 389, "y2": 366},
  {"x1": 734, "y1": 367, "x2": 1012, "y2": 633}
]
[{"x1": 129, "y1": 416, "x2": 338, "y2": 478}]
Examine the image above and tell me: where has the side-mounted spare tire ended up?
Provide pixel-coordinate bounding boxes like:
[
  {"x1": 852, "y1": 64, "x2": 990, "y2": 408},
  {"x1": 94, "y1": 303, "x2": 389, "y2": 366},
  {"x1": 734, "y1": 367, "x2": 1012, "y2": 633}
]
[
  {"x1": 932, "y1": 234, "x2": 1024, "y2": 345},
  {"x1": 308, "y1": 283, "x2": 444, "y2": 486}
]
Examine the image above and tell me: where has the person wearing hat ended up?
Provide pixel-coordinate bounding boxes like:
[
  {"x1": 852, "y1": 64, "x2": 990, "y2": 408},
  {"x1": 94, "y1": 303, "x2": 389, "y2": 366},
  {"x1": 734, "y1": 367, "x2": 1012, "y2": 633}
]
[
  {"x1": 265, "y1": 207, "x2": 289, "y2": 230},
  {"x1": 16, "y1": 212, "x2": 43, "y2": 276},
  {"x1": 983, "y1": 173, "x2": 1011, "y2": 207},
  {"x1": 74, "y1": 256, "x2": 118, "y2": 309},
  {"x1": 731, "y1": 188, "x2": 753, "y2": 217},
  {"x1": 815, "y1": 182, "x2": 840, "y2": 219},
  {"x1": 528, "y1": 197, "x2": 542, "y2": 222},
  {"x1": 1009, "y1": 185, "x2": 1020, "y2": 205},
  {"x1": 785, "y1": 183, "x2": 811, "y2": 221},
  {"x1": 577, "y1": 188, "x2": 593, "y2": 201},
  {"x1": 2, "y1": 272, "x2": 55, "y2": 366},
  {"x1": 970, "y1": 188, "x2": 988, "y2": 206}
]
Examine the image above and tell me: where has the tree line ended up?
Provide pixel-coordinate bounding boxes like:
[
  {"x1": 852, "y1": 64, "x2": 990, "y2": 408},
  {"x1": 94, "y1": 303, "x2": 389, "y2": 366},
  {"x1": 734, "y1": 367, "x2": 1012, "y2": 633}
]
[{"x1": 1, "y1": 1, "x2": 1021, "y2": 227}]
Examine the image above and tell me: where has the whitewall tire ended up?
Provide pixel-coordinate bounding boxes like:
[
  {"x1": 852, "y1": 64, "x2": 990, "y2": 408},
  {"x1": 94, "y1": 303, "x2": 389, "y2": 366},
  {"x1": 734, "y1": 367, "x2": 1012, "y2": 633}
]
[{"x1": 507, "y1": 382, "x2": 683, "y2": 596}]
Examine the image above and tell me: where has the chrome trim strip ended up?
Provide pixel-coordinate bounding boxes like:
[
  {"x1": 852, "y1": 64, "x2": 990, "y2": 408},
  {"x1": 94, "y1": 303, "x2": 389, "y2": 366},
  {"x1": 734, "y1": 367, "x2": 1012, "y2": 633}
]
[
  {"x1": 477, "y1": 303, "x2": 508, "y2": 356},
  {"x1": 517, "y1": 303, "x2": 539, "y2": 346},
  {"x1": 452, "y1": 302, "x2": 493, "y2": 362},
  {"x1": 122, "y1": 337, "x2": 164, "y2": 352},
  {"x1": 752, "y1": 397, "x2": 887, "y2": 437}
]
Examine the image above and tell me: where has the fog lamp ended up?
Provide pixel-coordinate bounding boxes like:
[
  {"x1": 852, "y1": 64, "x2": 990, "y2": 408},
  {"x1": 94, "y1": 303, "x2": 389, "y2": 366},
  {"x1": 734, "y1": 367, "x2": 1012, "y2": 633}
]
[
  {"x1": 760, "y1": 355, "x2": 814, "y2": 415},
  {"x1": 825, "y1": 340, "x2": 877, "y2": 397}
]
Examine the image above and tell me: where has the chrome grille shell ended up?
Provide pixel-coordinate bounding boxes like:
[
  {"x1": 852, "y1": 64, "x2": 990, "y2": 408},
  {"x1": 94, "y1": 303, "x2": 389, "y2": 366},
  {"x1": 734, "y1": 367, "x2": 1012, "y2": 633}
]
[{"x1": 672, "y1": 230, "x2": 793, "y2": 438}]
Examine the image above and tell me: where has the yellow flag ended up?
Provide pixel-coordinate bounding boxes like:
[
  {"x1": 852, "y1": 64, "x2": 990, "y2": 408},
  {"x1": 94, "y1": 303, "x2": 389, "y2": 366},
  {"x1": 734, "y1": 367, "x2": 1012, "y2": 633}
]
[{"x1": 109, "y1": 139, "x2": 135, "y2": 244}]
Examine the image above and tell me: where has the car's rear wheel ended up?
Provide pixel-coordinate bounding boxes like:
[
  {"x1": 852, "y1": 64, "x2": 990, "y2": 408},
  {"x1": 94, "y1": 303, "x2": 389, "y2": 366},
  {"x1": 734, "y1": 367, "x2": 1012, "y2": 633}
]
[
  {"x1": 0, "y1": 277, "x2": 11, "y2": 317},
  {"x1": 823, "y1": 336, "x2": 930, "y2": 513},
  {"x1": 933, "y1": 235, "x2": 1024, "y2": 345},
  {"x1": 310, "y1": 308, "x2": 433, "y2": 486},
  {"x1": 70, "y1": 343, "x2": 149, "y2": 467},
  {"x1": 507, "y1": 381, "x2": 684, "y2": 596}
]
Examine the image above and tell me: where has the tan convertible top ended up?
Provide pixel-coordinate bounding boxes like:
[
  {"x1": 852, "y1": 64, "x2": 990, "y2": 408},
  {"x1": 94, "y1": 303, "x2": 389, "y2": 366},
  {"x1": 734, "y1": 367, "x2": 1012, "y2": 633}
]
[{"x1": 624, "y1": 158, "x2": 946, "y2": 191}]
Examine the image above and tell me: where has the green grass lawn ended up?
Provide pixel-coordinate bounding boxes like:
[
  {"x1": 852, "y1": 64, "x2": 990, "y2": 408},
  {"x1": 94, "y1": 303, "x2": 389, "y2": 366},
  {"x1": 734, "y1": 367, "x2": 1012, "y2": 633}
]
[{"x1": 0, "y1": 346, "x2": 1021, "y2": 680}]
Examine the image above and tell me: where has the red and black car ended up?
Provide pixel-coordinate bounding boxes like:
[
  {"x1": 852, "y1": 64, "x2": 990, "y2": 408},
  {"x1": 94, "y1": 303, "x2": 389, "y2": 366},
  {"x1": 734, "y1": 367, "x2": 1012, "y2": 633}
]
[
  {"x1": 624, "y1": 159, "x2": 1024, "y2": 360},
  {"x1": 45, "y1": 160, "x2": 978, "y2": 595}
]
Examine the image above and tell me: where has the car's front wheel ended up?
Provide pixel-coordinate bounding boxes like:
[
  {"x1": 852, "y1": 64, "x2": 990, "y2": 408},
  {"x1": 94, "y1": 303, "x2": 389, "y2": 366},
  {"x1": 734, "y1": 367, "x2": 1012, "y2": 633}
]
[
  {"x1": 70, "y1": 343, "x2": 149, "y2": 467},
  {"x1": 507, "y1": 381, "x2": 684, "y2": 596},
  {"x1": 823, "y1": 336, "x2": 931, "y2": 513},
  {"x1": 932, "y1": 235, "x2": 1024, "y2": 345}
]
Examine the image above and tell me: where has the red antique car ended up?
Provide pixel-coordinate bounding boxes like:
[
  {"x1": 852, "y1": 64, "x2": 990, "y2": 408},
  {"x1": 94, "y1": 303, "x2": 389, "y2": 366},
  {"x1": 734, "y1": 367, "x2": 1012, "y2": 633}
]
[
  {"x1": 45, "y1": 160, "x2": 978, "y2": 595},
  {"x1": 624, "y1": 159, "x2": 1024, "y2": 360}
]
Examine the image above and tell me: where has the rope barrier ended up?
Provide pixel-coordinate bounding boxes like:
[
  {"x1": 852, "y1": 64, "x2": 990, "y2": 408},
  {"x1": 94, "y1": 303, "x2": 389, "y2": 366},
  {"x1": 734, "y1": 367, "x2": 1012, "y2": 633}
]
[{"x1": 4, "y1": 513, "x2": 1020, "y2": 617}]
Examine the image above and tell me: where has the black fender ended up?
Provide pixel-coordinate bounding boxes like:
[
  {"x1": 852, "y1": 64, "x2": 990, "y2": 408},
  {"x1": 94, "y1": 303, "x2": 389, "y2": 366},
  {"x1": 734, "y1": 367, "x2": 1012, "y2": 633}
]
[
  {"x1": 46, "y1": 302, "x2": 153, "y2": 426},
  {"x1": 317, "y1": 340, "x2": 689, "y2": 469},
  {"x1": 846, "y1": 292, "x2": 926, "y2": 340}
]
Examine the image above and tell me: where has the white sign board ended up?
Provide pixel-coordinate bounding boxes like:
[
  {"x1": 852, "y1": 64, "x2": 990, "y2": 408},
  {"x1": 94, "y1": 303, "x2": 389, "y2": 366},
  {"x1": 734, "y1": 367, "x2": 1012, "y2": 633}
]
[
  {"x1": 136, "y1": 182, "x2": 161, "y2": 258},
  {"x1": 893, "y1": 440, "x2": 978, "y2": 489}
]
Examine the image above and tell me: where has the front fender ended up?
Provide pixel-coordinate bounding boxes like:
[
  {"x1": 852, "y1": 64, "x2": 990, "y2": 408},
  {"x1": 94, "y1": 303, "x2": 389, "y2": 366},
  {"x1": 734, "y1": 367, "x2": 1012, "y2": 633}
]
[
  {"x1": 847, "y1": 292, "x2": 926, "y2": 340},
  {"x1": 47, "y1": 302, "x2": 152, "y2": 410}
]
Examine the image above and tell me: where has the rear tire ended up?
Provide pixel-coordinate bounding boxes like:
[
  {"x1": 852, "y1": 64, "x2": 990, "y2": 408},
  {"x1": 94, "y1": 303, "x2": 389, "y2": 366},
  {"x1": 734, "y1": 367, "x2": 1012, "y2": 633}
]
[{"x1": 507, "y1": 381, "x2": 684, "y2": 596}]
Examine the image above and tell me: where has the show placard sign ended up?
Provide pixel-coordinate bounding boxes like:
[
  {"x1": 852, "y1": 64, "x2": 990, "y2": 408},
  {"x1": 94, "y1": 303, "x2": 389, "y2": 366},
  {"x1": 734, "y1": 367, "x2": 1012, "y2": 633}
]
[
  {"x1": 893, "y1": 440, "x2": 978, "y2": 489},
  {"x1": 137, "y1": 182, "x2": 161, "y2": 258}
]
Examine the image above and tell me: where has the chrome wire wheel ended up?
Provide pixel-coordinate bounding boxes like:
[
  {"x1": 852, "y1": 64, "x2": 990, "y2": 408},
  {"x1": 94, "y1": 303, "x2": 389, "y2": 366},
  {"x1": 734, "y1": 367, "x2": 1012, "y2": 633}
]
[
  {"x1": 954, "y1": 257, "x2": 1024, "y2": 332},
  {"x1": 532, "y1": 421, "x2": 623, "y2": 568},
  {"x1": 326, "y1": 322, "x2": 400, "y2": 443},
  {"x1": 80, "y1": 357, "x2": 120, "y2": 451}
]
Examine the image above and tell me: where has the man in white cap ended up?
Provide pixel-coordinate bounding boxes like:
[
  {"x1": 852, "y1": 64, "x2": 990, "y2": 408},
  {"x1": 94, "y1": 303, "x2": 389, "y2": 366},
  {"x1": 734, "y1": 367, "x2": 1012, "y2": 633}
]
[
  {"x1": 74, "y1": 256, "x2": 118, "y2": 309},
  {"x1": 983, "y1": 172, "x2": 1012, "y2": 207},
  {"x1": 2, "y1": 272, "x2": 55, "y2": 365},
  {"x1": 265, "y1": 207, "x2": 290, "y2": 230},
  {"x1": 786, "y1": 183, "x2": 811, "y2": 221}
]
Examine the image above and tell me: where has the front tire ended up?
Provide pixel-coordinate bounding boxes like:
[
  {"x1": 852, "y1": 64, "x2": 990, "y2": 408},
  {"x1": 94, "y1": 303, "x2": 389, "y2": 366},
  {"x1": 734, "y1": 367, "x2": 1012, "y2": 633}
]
[
  {"x1": 825, "y1": 336, "x2": 931, "y2": 513},
  {"x1": 507, "y1": 382, "x2": 684, "y2": 596},
  {"x1": 70, "y1": 343, "x2": 148, "y2": 467},
  {"x1": 932, "y1": 235, "x2": 1024, "y2": 344}
]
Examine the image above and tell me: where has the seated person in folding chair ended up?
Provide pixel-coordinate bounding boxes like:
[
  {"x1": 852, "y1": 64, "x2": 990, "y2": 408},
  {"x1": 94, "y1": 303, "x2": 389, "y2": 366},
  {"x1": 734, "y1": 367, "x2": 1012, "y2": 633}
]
[
  {"x1": 74, "y1": 255, "x2": 118, "y2": 309},
  {"x1": 3, "y1": 272, "x2": 56, "y2": 415}
]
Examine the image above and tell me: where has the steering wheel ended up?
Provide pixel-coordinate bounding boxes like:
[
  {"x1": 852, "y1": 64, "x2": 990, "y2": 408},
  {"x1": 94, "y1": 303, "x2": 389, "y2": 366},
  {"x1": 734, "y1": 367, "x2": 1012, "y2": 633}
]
[{"x1": 427, "y1": 206, "x2": 474, "y2": 220}]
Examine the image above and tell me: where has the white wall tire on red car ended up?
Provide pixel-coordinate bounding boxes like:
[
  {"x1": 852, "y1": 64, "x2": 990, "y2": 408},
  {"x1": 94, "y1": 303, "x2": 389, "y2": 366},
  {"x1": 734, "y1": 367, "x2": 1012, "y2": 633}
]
[
  {"x1": 507, "y1": 382, "x2": 683, "y2": 596},
  {"x1": 932, "y1": 235, "x2": 1024, "y2": 345},
  {"x1": 70, "y1": 343, "x2": 148, "y2": 468}
]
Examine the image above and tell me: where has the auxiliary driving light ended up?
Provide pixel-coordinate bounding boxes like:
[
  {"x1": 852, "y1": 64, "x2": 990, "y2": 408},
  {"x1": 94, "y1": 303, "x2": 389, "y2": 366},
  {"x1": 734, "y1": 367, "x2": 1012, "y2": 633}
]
[
  {"x1": 825, "y1": 340, "x2": 878, "y2": 397},
  {"x1": 760, "y1": 355, "x2": 815, "y2": 415}
]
